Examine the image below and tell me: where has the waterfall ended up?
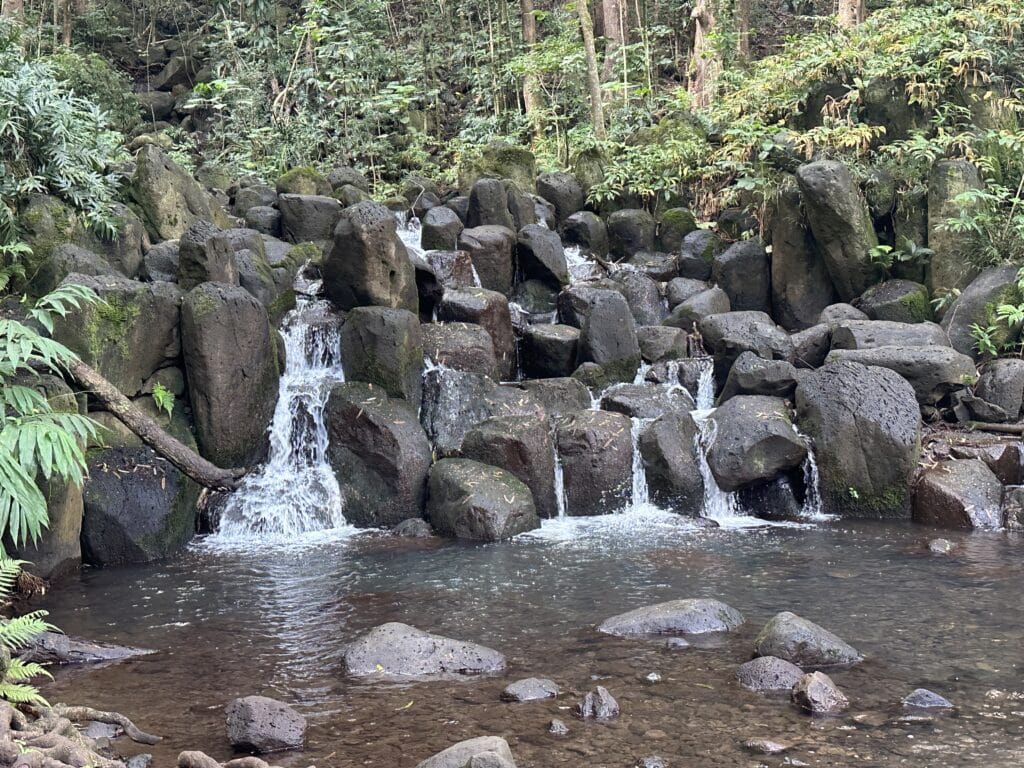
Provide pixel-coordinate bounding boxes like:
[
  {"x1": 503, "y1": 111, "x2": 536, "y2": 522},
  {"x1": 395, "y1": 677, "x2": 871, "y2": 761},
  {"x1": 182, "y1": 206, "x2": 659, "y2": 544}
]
[
  {"x1": 687, "y1": 358, "x2": 744, "y2": 524},
  {"x1": 695, "y1": 358, "x2": 716, "y2": 410},
  {"x1": 215, "y1": 298, "x2": 349, "y2": 540},
  {"x1": 396, "y1": 212, "x2": 424, "y2": 260},
  {"x1": 629, "y1": 417, "x2": 653, "y2": 510},
  {"x1": 792, "y1": 425, "x2": 829, "y2": 520},
  {"x1": 552, "y1": 435, "x2": 568, "y2": 518},
  {"x1": 564, "y1": 244, "x2": 595, "y2": 285}
]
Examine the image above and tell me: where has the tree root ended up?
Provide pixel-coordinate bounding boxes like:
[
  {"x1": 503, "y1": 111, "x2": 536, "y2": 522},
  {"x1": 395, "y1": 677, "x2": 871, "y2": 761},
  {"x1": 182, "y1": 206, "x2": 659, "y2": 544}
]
[
  {"x1": 51, "y1": 705, "x2": 161, "y2": 745},
  {"x1": 178, "y1": 752, "x2": 287, "y2": 768}
]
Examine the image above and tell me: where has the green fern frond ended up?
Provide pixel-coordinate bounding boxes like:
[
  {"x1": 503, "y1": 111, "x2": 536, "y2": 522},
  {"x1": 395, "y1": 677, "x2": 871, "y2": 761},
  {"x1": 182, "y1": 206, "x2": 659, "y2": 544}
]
[
  {"x1": 0, "y1": 682, "x2": 48, "y2": 707},
  {"x1": 0, "y1": 612, "x2": 55, "y2": 651},
  {"x1": 4, "y1": 659, "x2": 51, "y2": 683}
]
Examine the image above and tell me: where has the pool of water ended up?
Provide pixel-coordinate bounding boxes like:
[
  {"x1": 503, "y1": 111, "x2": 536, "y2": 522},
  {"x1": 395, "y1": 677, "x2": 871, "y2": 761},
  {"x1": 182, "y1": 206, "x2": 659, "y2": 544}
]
[{"x1": 40, "y1": 516, "x2": 1024, "y2": 767}]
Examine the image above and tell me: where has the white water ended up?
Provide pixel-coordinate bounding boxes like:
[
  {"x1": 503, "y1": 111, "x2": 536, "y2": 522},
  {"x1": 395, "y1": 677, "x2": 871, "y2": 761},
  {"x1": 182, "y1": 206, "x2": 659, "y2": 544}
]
[
  {"x1": 564, "y1": 244, "x2": 598, "y2": 284},
  {"x1": 792, "y1": 424, "x2": 832, "y2": 521},
  {"x1": 629, "y1": 416, "x2": 655, "y2": 511},
  {"x1": 552, "y1": 433, "x2": 568, "y2": 518},
  {"x1": 213, "y1": 299, "x2": 350, "y2": 542},
  {"x1": 396, "y1": 212, "x2": 424, "y2": 259}
]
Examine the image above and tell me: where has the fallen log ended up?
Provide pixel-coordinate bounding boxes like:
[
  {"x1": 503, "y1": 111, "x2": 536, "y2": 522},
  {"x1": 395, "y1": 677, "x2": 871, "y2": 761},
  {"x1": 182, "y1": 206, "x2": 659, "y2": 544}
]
[
  {"x1": 965, "y1": 421, "x2": 1024, "y2": 435},
  {"x1": 67, "y1": 358, "x2": 246, "y2": 491}
]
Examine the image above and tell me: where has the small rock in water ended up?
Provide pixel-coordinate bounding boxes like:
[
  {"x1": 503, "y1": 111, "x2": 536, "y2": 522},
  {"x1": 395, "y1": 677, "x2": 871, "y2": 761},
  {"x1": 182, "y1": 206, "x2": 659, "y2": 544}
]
[
  {"x1": 792, "y1": 671, "x2": 849, "y2": 715},
  {"x1": 343, "y1": 622, "x2": 506, "y2": 677},
  {"x1": 754, "y1": 611, "x2": 862, "y2": 667},
  {"x1": 737, "y1": 656, "x2": 804, "y2": 692},
  {"x1": 392, "y1": 518, "x2": 435, "y2": 538},
  {"x1": 414, "y1": 736, "x2": 516, "y2": 768},
  {"x1": 125, "y1": 756, "x2": 152, "y2": 768},
  {"x1": 225, "y1": 696, "x2": 306, "y2": 753},
  {"x1": 81, "y1": 721, "x2": 121, "y2": 740},
  {"x1": 928, "y1": 538, "x2": 956, "y2": 554},
  {"x1": 467, "y1": 754, "x2": 516, "y2": 768},
  {"x1": 664, "y1": 637, "x2": 690, "y2": 650},
  {"x1": 548, "y1": 718, "x2": 569, "y2": 736},
  {"x1": 501, "y1": 677, "x2": 560, "y2": 702},
  {"x1": 636, "y1": 758, "x2": 666, "y2": 768},
  {"x1": 902, "y1": 688, "x2": 953, "y2": 709},
  {"x1": 598, "y1": 598, "x2": 744, "y2": 637},
  {"x1": 574, "y1": 686, "x2": 620, "y2": 720},
  {"x1": 745, "y1": 739, "x2": 790, "y2": 755}
]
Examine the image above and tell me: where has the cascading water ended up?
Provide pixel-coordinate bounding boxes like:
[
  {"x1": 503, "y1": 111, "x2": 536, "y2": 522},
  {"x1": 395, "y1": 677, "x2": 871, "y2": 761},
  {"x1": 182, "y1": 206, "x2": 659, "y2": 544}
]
[
  {"x1": 792, "y1": 424, "x2": 829, "y2": 520},
  {"x1": 552, "y1": 435, "x2": 568, "y2": 518},
  {"x1": 214, "y1": 296, "x2": 349, "y2": 540},
  {"x1": 629, "y1": 417, "x2": 653, "y2": 510},
  {"x1": 688, "y1": 358, "x2": 743, "y2": 524},
  {"x1": 396, "y1": 212, "x2": 424, "y2": 260}
]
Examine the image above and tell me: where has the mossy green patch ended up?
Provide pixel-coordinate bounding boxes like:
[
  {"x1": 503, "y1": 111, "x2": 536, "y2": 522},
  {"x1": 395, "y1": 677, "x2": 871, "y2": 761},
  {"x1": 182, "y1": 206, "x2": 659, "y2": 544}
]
[
  {"x1": 897, "y1": 289, "x2": 932, "y2": 323},
  {"x1": 276, "y1": 166, "x2": 330, "y2": 196}
]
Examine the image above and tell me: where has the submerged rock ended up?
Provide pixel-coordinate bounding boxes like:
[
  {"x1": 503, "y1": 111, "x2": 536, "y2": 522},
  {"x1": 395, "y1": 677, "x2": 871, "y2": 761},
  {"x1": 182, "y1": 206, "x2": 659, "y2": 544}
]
[
  {"x1": 927, "y1": 538, "x2": 956, "y2": 554},
  {"x1": 792, "y1": 671, "x2": 849, "y2": 715},
  {"x1": 344, "y1": 622, "x2": 506, "y2": 678},
  {"x1": 912, "y1": 459, "x2": 1003, "y2": 530},
  {"x1": 501, "y1": 677, "x2": 560, "y2": 702},
  {"x1": 574, "y1": 686, "x2": 620, "y2": 720},
  {"x1": 225, "y1": 696, "x2": 306, "y2": 753},
  {"x1": 547, "y1": 718, "x2": 569, "y2": 736},
  {"x1": 427, "y1": 458, "x2": 540, "y2": 541},
  {"x1": 744, "y1": 738, "x2": 790, "y2": 755},
  {"x1": 903, "y1": 688, "x2": 953, "y2": 709},
  {"x1": 22, "y1": 632, "x2": 153, "y2": 665},
  {"x1": 415, "y1": 736, "x2": 516, "y2": 768},
  {"x1": 754, "y1": 611, "x2": 862, "y2": 667},
  {"x1": 392, "y1": 518, "x2": 435, "y2": 538},
  {"x1": 736, "y1": 656, "x2": 804, "y2": 692},
  {"x1": 598, "y1": 599, "x2": 744, "y2": 637}
]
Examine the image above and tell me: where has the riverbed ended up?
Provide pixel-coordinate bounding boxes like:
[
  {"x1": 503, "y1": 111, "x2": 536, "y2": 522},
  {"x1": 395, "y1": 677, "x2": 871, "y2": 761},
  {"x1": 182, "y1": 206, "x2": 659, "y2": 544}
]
[{"x1": 41, "y1": 516, "x2": 1024, "y2": 767}]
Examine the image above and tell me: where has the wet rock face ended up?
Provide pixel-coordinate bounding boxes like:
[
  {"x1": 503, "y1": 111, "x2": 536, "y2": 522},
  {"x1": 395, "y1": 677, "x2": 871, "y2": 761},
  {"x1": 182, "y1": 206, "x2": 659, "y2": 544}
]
[
  {"x1": 340, "y1": 306, "x2": 424, "y2": 407},
  {"x1": 423, "y1": 322, "x2": 499, "y2": 379},
  {"x1": 225, "y1": 696, "x2": 306, "y2": 753},
  {"x1": 912, "y1": 459, "x2": 1004, "y2": 530},
  {"x1": 577, "y1": 289, "x2": 642, "y2": 383},
  {"x1": 941, "y1": 265, "x2": 1021, "y2": 358},
  {"x1": 607, "y1": 209, "x2": 655, "y2": 258},
  {"x1": 563, "y1": 211, "x2": 609, "y2": 257},
  {"x1": 678, "y1": 229, "x2": 722, "y2": 281},
  {"x1": 705, "y1": 395, "x2": 808, "y2": 493},
  {"x1": 517, "y1": 224, "x2": 569, "y2": 288},
  {"x1": 322, "y1": 201, "x2": 418, "y2": 313},
  {"x1": 427, "y1": 458, "x2": 541, "y2": 541},
  {"x1": 600, "y1": 382, "x2": 694, "y2": 419},
  {"x1": 598, "y1": 599, "x2": 744, "y2": 637},
  {"x1": 438, "y1": 287, "x2": 516, "y2": 379},
  {"x1": 521, "y1": 324, "x2": 580, "y2": 379},
  {"x1": 421, "y1": 205, "x2": 464, "y2": 251},
  {"x1": 795, "y1": 361, "x2": 920, "y2": 518},
  {"x1": 501, "y1": 677, "x2": 560, "y2": 702},
  {"x1": 712, "y1": 238, "x2": 771, "y2": 313},
  {"x1": 754, "y1": 611, "x2": 862, "y2": 668},
  {"x1": 792, "y1": 671, "x2": 849, "y2": 715},
  {"x1": 574, "y1": 686, "x2": 620, "y2": 720},
  {"x1": 344, "y1": 622, "x2": 507, "y2": 678},
  {"x1": 325, "y1": 382, "x2": 432, "y2": 528},
  {"x1": 555, "y1": 410, "x2": 633, "y2": 515},
  {"x1": 639, "y1": 412, "x2": 704, "y2": 513},
  {"x1": 513, "y1": 377, "x2": 593, "y2": 417},
  {"x1": 736, "y1": 656, "x2": 804, "y2": 692}
]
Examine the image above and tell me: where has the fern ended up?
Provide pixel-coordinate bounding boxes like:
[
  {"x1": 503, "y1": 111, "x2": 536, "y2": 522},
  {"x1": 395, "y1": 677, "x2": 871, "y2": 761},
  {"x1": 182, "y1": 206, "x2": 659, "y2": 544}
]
[{"x1": 0, "y1": 559, "x2": 55, "y2": 707}]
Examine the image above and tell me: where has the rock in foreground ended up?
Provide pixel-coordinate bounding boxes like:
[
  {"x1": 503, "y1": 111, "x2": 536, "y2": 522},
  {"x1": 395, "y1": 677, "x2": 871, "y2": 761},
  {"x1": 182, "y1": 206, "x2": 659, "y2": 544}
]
[
  {"x1": 792, "y1": 671, "x2": 849, "y2": 715},
  {"x1": 415, "y1": 736, "x2": 517, "y2": 768},
  {"x1": 343, "y1": 622, "x2": 506, "y2": 677},
  {"x1": 501, "y1": 677, "x2": 560, "y2": 702},
  {"x1": 574, "y1": 686, "x2": 620, "y2": 720},
  {"x1": 736, "y1": 656, "x2": 804, "y2": 692},
  {"x1": 598, "y1": 599, "x2": 744, "y2": 637},
  {"x1": 754, "y1": 611, "x2": 862, "y2": 667},
  {"x1": 225, "y1": 695, "x2": 306, "y2": 753}
]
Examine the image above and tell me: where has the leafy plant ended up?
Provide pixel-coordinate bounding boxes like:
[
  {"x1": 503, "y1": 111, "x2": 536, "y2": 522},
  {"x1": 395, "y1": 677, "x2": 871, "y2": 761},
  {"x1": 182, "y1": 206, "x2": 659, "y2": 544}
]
[
  {"x1": 151, "y1": 383, "x2": 175, "y2": 421},
  {"x1": 0, "y1": 559, "x2": 53, "y2": 706},
  {"x1": 869, "y1": 240, "x2": 934, "y2": 277},
  {"x1": 969, "y1": 322, "x2": 1001, "y2": 357}
]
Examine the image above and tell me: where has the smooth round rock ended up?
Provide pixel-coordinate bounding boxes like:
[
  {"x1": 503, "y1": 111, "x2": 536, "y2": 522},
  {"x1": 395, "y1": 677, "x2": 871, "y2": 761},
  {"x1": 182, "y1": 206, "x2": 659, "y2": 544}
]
[
  {"x1": 598, "y1": 598, "x2": 744, "y2": 637},
  {"x1": 501, "y1": 677, "x2": 560, "y2": 702},
  {"x1": 737, "y1": 656, "x2": 804, "y2": 692}
]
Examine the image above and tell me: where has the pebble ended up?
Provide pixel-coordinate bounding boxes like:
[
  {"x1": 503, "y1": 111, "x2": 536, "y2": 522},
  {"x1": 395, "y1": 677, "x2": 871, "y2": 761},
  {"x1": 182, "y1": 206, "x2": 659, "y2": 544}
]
[
  {"x1": 928, "y1": 538, "x2": 955, "y2": 554},
  {"x1": 548, "y1": 718, "x2": 569, "y2": 736},
  {"x1": 635, "y1": 758, "x2": 666, "y2": 768},
  {"x1": 664, "y1": 637, "x2": 690, "y2": 649},
  {"x1": 745, "y1": 739, "x2": 790, "y2": 755},
  {"x1": 644, "y1": 672, "x2": 662, "y2": 683}
]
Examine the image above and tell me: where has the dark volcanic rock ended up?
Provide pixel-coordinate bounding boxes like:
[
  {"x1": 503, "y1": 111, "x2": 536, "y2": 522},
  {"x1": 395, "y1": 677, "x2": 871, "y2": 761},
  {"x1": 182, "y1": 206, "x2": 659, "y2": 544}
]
[
  {"x1": 737, "y1": 656, "x2": 804, "y2": 692},
  {"x1": 422, "y1": 322, "x2": 499, "y2": 379},
  {"x1": 903, "y1": 688, "x2": 953, "y2": 709},
  {"x1": 639, "y1": 412, "x2": 704, "y2": 513},
  {"x1": 427, "y1": 458, "x2": 540, "y2": 540},
  {"x1": 598, "y1": 599, "x2": 744, "y2": 636},
  {"x1": 574, "y1": 686, "x2": 620, "y2": 720},
  {"x1": 792, "y1": 671, "x2": 849, "y2": 715},
  {"x1": 340, "y1": 307, "x2": 424, "y2": 407},
  {"x1": 754, "y1": 611, "x2": 862, "y2": 667},
  {"x1": 555, "y1": 410, "x2": 632, "y2": 515},
  {"x1": 712, "y1": 238, "x2": 770, "y2": 313},
  {"x1": 225, "y1": 696, "x2": 306, "y2": 753},
  {"x1": 344, "y1": 622, "x2": 506, "y2": 677},
  {"x1": 912, "y1": 459, "x2": 1003, "y2": 530}
]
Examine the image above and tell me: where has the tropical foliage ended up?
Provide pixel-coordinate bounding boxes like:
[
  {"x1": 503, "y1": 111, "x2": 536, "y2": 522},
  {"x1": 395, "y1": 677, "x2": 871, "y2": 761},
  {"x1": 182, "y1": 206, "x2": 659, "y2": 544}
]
[{"x1": 0, "y1": 558, "x2": 53, "y2": 706}]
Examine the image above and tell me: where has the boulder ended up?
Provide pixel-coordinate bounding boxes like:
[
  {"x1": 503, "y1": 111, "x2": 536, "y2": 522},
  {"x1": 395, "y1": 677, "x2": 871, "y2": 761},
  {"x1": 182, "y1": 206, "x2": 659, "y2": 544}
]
[
  {"x1": 790, "y1": 324, "x2": 831, "y2": 369},
  {"x1": 232, "y1": 184, "x2": 277, "y2": 217},
  {"x1": 392, "y1": 518, "x2": 435, "y2": 538},
  {"x1": 181, "y1": 283, "x2": 279, "y2": 467},
  {"x1": 513, "y1": 378, "x2": 592, "y2": 417},
  {"x1": 829, "y1": 345, "x2": 977, "y2": 404},
  {"x1": 903, "y1": 689, "x2": 953, "y2": 710},
  {"x1": 327, "y1": 166, "x2": 370, "y2": 192},
  {"x1": 427, "y1": 459, "x2": 540, "y2": 540},
  {"x1": 420, "y1": 368, "x2": 545, "y2": 455},
  {"x1": 81, "y1": 447, "x2": 199, "y2": 566},
  {"x1": 737, "y1": 656, "x2": 804, "y2": 692},
  {"x1": 705, "y1": 396, "x2": 807, "y2": 492},
  {"x1": 556, "y1": 410, "x2": 632, "y2": 515},
  {"x1": 225, "y1": 696, "x2": 305, "y2": 754},
  {"x1": 425, "y1": 250, "x2": 479, "y2": 291},
  {"x1": 607, "y1": 209, "x2": 655, "y2": 258},
  {"x1": 457, "y1": 225, "x2": 517, "y2": 296},
  {"x1": 422, "y1": 322, "x2": 499, "y2": 378},
  {"x1": 521, "y1": 325, "x2": 580, "y2": 379},
  {"x1": 344, "y1": 622, "x2": 506, "y2": 677},
  {"x1": 501, "y1": 677, "x2": 560, "y2": 703},
  {"x1": 678, "y1": 230, "x2": 722, "y2": 281},
  {"x1": 421, "y1": 206, "x2": 465, "y2": 251},
  {"x1": 460, "y1": 142, "x2": 536, "y2": 192},
  {"x1": 600, "y1": 383, "x2": 693, "y2": 419},
  {"x1": 563, "y1": 211, "x2": 609, "y2": 257},
  {"x1": 948, "y1": 443, "x2": 1022, "y2": 486},
  {"x1": 941, "y1": 265, "x2": 1021, "y2": 358},
  {"x1": 52, "y1": 273, "x2": 181, "y2": 398},
  {"x1": 857, "y1": 280, "x2": 931, "y2": 323},
  {"x1": 615, "y1": 271, "x2": 665, "y2": 326},
  {"x1": 712, "y1": 238, "x2": 771, "y2": 313},
  {"x1": 754, "y1": 611, "x2": 862, "y2": 667},
  {"x1": 577, "y1": 290, "x2": 641, "y2": 382},
  {"x1": 928, "y1": 160, "x2": 983, "y2": 293},
  {"x1": 130, "y1": 146, "x2": 230, "y2": 240},
  {"x1": 438, "y1": 288, "x2": 516, "y2": 379},
  {"x1": 636, "y1": 326, "x2": 689, "y2": 363},
  {"x1": 830, "y1": 319, "x2": 950, "y2": 350},
  {"x1": 177, "y1": 220, "x2": 237, "y2": 290},
  {"x1": 275, "y1": 166, "x2": 330, "y2": 196},
  {"x1": 700, "y1": 311, "x2": 793, "y2": 380},
  {"x1": 975, "y1": 359, "x2": 1024, "y2": 419},
  {"x1": 719, "y1": 352, "x2": 799, "y2": 402},
  {"x1": 340, "y1": 307, "x2": 423, "y2": 407},
  {"x1": 792, "y1": 671, "x2": 849, "y2": 715},
  {"x1": 656, "y1": 208, "x2": 698, "y2": 252},
  {"x1": 415, "y1": 737, "x2": 516, "y2": 768},
  {"x1": 819, "y1": 303, "x2": 868, "y2": 327},
  {"x1": 277, "y1": 193, "x2": 342, "y2": 247},
  {"x1": 536, "y1": 172, "x2": 585, "y2": 226},
  {"x1": 325, "y1": 382, "x2": 432, "y2": 527},
  {"x1": 626, "y1": 251, "x2": 679, "y2": 282},
  {"x1": 770, "y1": 180, "x2": 836, "y2": 330},
  {"x1": 639, "y1": 412, "x2": 704, "y2": 513},
  {"x1": 556, "y1": 283, "x2": 611, "y2": 328},
  {"x1": 795, "y1": 361, "x2": 920, "y2": 517},
  {"x1": 467, "y1": 178, "x2": 514, "y2": 229},
  {"x1": 912, "y1": 459, "x2": 1003, "y2": 530},
  {"x1": 141, "y1": 240, "x2": 180, "y2": 283},
  {"x1": 574, "y1": 686, "x2": 619, "y2": 720},
  {"x1": 665, "y1": 278, "x2": 709, "y2": 309},
  {"x1": 323, "y1": 202, "x2": 418, "y2": 312},
  {"x1": 664, "y1": 287, "x2": 731, "y2": 332},
  {"x1": 461, "y1": 416, "x2": 559, "y2": 519},
  {"x1": 796, "y1": 160, "x2": 878, "y2": 301},
  {"x1": 517, "y1": 224, "x2": 569, "y2": 288},
  {"x1": 598, "y1": 599, "x2": 744, "y2": 636}
]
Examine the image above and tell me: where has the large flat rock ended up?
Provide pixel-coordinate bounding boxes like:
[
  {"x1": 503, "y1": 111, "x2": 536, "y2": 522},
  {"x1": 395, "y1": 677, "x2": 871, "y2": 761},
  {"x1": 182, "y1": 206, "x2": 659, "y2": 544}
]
[
  {"x1": 343, "y1": 622, "x2": 506, "y2": 678},
  {"x1": 598, "y1": 599, "x2": 744, "y2": 637}
]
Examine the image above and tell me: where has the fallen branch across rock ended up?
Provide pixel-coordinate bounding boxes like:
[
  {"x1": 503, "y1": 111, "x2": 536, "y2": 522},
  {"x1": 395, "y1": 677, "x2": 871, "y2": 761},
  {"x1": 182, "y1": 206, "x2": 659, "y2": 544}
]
[
  {"x1": 965, "y1": 421, "x2": 1024, "y2": 435},
  {"x1": 67, "y1": 358, "x2": 247, "y2": 491}
]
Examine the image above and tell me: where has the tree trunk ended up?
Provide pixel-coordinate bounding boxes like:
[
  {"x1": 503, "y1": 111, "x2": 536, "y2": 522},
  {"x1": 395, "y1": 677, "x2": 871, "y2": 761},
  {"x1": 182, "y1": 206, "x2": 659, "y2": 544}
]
[
  {"x1": 735, "y1": 0, "x2": 751, "y2": 60},
  {"x1": 0, "y1": 0, "x2": 25, "y2": 20},
  {"x1": 67, "y1": 359, "x2": 246, "y2": 491},
  {"x1": 837, "y1": 0, "x2": 865, "y2": 28},
  {"x1": 688, "y1": 0, "x2": 719, "y2": 108},
  {"x1": 520, "y1": 0, "x2": 542, "y2": 137},
  {"x1": 600, "y1": 0, "x2": 627, "y2": 83},
  {"x1": 61, "y1": 0, "x2": 72, "y2": 46},
  {"x1": 577, "y1": 0, "x2": 606, "y2": 139}
]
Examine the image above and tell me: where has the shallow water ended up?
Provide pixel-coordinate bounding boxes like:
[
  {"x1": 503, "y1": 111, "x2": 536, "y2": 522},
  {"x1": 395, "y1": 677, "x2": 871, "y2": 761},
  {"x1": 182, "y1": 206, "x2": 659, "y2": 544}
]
[{"x1": 41, "y1": 519, "x2": 1024, "y2": 767}]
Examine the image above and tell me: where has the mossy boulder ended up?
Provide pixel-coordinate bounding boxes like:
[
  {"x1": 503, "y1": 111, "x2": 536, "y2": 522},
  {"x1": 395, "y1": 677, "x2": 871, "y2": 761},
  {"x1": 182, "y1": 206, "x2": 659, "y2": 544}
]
[
  {"x1": 459, "y1": 141, "x2": 537, "y2": 193},
  {"x1": 339, "y1": 307, "x2": 424, "y2": 408},
  {"x1": 656, "y1": 207, "x2": 698, "y2": 252},
  {"x1": 52, "y1": 273, "x2": 182, "y2": 397},
  {"x1": 928, "y1": 159, "x2": 984, "y2": 294},
  {"x1": 940, "y1": 265, "x2": 1021, "y2": 358},
  {"x1": 856, "y1": 280, "x2": 931, "y2": 324},
  {"x1": 276, "y1": 166, "x2": 331, "y2": 196}
]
